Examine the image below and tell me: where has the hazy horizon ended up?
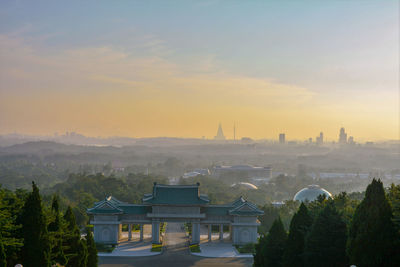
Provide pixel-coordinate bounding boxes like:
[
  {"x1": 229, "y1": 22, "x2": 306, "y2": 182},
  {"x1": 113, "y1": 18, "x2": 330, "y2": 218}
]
[{"x1": 1, "y1": 0, "x2": 399, "y2": 141}]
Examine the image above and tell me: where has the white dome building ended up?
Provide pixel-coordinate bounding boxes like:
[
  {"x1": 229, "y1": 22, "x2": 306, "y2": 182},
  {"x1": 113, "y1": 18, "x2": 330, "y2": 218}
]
[
  {"x1": 293, "y1": 185, "x2": 332, "y2": 202},
  {"x1": 231, "y1": 182, "x2": 258, "y2": 190}
]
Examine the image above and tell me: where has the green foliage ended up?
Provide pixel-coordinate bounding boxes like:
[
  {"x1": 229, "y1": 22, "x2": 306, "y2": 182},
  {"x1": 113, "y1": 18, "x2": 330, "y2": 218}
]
[
  {"x1": 253, "y1": 234, "x2": 266, "y2": 267},
  {"x1": 64, "y1": 206, "x2": 88, "y2": 267},
  {"x1": 332, "y1": 192, "x2": 358, "y2": 226},
  {"x1": 95, "y1": 243, "x2": 114, "y2": 253},
  {"x1": 347, "y1": 179, "x2": 399, "y2": 267},
  {"x1": 0, "y1": 186, "x2": 24, "y2": 265},
  {"x1": 235, "y1": 243, "x2": 255, "y2": 254},
  {"x1": 388, "y1": 183, "x2": 400, "y2": 232},
  {"x1": 283, "y1": 202, "x2": 312, "y2": 267},
  {"x1": 48, "y1": 195, "x2": 66, "y2": 265},
  {"x1": 48, "y1": 173, "x2": 168, "y2": 227},
  {"x1": 86, "y1": 228, "x2": 98, "y2": 267},
  {"x1": 151, "y1": 244, "x2": 162, "y2": 252},
  {"x1": 254, "y1": 217, "x2": 287, "y2": 267},
  {"x1": 189, "y1": 244, "x2": 200, "y2": 253},
  {"x1": 20, "y1": 182, "x2": 51, "y2": 267},
  {"x1": 0, "y1": 239, "x2": 6, "y2": 267},
  {"x1": 304, "y1": 202, "x2": 348, "y2": 267},
  {"x1": 259, "y1": 201, "x2": 300, "y2": 234}
]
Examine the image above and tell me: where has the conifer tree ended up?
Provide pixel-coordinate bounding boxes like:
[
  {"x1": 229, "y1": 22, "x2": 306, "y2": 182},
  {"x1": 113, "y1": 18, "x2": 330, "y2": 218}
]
[
  {"x1": 48, "y1": 195, "x2": 66, "y2": 265},
  {"x1": 20, "y1": 182, "x2": 51, "y2": 267},
  {"x1": 283, "y1": 202, "x2": 312, "y2": 267},
  {"x1": 64, "y1": 206, "x2": 88, "y2": 267},
  {"x1": 348, "y1": 179, "x2": 399, "y2": 266},
  {"x1": 0, "y1": 238, "x2": 6, "y2": 267},
  {"x1": 86, "y1": 227, "x2": 98, "y2": 267},
  {"x1": 263, "y1": 217, "x2": 287, "y2": 267},
  {"x1": 304, "y1": 202, "x2": 347, "y2": 267},
  {"x1": 253, "y1": 234, "x2": 267, "y2": 267}
]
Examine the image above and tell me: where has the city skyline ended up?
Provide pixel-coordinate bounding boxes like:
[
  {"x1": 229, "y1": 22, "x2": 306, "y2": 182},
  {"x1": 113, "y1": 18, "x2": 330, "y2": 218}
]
[
  {"x1": 0, "y1": 125, "x2": 386, "y2": 144},
  {"x1": 0, "y1": 1, "x2": 398, "y2": 141}
]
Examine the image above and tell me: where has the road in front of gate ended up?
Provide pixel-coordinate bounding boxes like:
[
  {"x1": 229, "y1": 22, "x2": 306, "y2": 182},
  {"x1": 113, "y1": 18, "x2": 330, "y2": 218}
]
[{"x1": 99, "y1": 222, "x2": 253, "y2": 267}]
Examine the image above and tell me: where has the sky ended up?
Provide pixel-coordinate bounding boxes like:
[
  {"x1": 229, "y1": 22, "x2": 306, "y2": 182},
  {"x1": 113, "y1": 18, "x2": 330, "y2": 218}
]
[{"x1": 0, "y1": 0, "x2": 398, "y2": 141}]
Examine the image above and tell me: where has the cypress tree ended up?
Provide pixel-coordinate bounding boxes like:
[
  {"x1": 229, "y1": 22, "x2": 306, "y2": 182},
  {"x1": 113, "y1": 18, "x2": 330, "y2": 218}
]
[
  {"x1": 64, "y1": 206, "x2": 88, "y2": 267},
  {"x1": 283, "y1": 202, "x2": 312, "y2": 267},
  {"x1": 347, "y1": 179, "x2": 399, "y2": 266},
  {"x1": 86, "y1": 227, "x2": 98, "y2": 267},
  {"x1": 48, "y1": 195, "x2": 66, "y2": 265},
  {"x1": 263, "y1": 217, "x2": 287, "y2": 267},
  {"x1": 0, "y1": 238, "x2": 6, "y2": 267},
  {"x1": 304, "y1": 202, "x2": 347, "y2": 267},
  {"x1": 20, "y1": 182, "x2": 51, "y2": 267},
  {"x1": 253, "y1": 234, "x2": 267, "y2": 267}
]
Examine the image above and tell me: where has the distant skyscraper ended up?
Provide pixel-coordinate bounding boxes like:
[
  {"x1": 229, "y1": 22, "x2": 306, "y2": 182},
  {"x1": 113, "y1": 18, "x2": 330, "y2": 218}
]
[
  {"x1": 339, "y1": 127, "x2": 347, "y2": 144},
  {"x1": 214, "y1": 123, "x2": 226, "y2": 140},
  {"x1": 279, "y1": 133, "x2": 286, "y2": 144},
  {"x1": 316, "y1": 132, "x2": 324, "y2": 145},
  {"x1": 348, "y1": 136, "x2": 355, "y2": 145}
]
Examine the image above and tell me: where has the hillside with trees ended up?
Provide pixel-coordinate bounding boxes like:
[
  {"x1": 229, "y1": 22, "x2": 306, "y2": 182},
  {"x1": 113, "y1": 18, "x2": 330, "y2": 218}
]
[{"x1": 254, "y1": 179, "x2": 400, "y2": 267}]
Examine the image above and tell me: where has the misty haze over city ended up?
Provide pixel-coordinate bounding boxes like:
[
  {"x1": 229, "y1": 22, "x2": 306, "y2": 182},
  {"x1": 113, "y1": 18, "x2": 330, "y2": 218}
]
[{"x1": 0, "y1": 1, "x2": 399, "y2": 267}]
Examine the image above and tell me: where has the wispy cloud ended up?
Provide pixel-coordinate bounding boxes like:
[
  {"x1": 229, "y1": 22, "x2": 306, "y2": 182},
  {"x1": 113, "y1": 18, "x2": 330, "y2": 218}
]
[{"x1": 0, "y1": 33, "x2": 397, "y2": 140}]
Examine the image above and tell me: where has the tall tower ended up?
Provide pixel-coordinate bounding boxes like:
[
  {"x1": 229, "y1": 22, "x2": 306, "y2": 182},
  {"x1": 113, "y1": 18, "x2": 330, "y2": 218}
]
[
  {"x1": 233, "y1": 122, "x2": 236, "y2": 141},
  {"x1": 214, "y1": 123, "x2": 226, "y2": 141},
  {"x1": 279, "y1": 133, "x2": 286, "y2": 144},
  {"x1": 316, "y1": 132, "x2": 324, "y2": 145},
  {"x1": 339, "y1": 127, "x2": 347, "y2": 144}
]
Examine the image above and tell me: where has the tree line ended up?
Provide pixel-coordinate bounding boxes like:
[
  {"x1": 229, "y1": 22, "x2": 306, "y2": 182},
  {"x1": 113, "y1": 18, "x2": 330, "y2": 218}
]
[
  {"x1": 254, "y1": 179, "x2": 400, "y2": 267},
  {"x1": 0, "y1": 182, "x2": 97, "y2": 267}
]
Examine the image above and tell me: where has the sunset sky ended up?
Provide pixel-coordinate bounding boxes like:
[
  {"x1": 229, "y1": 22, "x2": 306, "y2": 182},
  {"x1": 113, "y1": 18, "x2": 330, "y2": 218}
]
[{"x1": 0, "y1": 0, "x2": 398, "y2": 141}]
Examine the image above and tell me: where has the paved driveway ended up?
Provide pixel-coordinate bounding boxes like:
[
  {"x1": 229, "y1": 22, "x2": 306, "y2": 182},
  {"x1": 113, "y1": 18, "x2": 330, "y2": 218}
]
[{"x1": 99, "y1": 222, "x2": 253, "y2": 267}]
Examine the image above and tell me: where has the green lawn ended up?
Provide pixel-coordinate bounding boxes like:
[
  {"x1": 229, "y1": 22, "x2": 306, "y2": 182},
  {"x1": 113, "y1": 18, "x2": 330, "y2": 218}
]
[
  {"x1": 151, "y1": 243, "x2": 163, "y2": 252},
  {"x1": 96, "y1": 243, "x2": 115, "y2": 253},
  {"x1": 189, "y1": 244, "x2": 201, "y2": 253},
  {"x1": 235, "y1": 243, "x2": 255, "y2": 254}
]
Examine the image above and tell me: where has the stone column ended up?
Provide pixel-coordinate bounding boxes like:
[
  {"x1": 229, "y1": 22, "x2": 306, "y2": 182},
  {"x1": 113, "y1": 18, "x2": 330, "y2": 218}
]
[
  {"x1": 208, "y1": 224, "x2": 212, "y2": 242},
  {"x1": 219, "y1": 224, "x2": 223, "y2": 241},
  {"x1": 140, "y1": 224, "x2": 144, "y2": 241},
  {"x1": 152, "y1": 221, "x2": 160, "y2": 243},
  {"x1": 128, "y1": 224, "x2": 132, "y2": 241},
  {"x1": 118, "y1": 224, "x2": 122, "y2": 241},
  {"x1": 191, "y1": 223, "x2": 200, "y2": 244}
]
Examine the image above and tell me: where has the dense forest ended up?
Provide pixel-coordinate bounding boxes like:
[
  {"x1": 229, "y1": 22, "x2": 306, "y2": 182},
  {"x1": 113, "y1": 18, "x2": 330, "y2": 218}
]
[
  {"x1": 1, "y1": 168, "x2": 400, "y2": 266},
  {"x1": 0, "y1": 182, "x2": 97, "y2": 267},
  {"x1": 254, "y1": 179, "x2": 400, "y2": 267}
]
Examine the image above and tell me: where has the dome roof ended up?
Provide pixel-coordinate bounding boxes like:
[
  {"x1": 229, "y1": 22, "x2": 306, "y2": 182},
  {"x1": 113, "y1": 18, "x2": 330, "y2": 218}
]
[
  {"x1": 293, "y1": 185, "x2": 332, "y2": 202},
  {"x1": 231, "y1": 182, "x2": 258, "y2": 190}
]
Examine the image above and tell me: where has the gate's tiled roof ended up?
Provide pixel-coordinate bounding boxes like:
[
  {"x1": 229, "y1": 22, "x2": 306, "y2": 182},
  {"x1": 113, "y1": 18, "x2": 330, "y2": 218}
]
[
  {"x1": 142, "y1": 183, "x2": 210, "y2": 205},
  {"x1": 87, "y1": 185, "x2": 263, "y2": 216}
]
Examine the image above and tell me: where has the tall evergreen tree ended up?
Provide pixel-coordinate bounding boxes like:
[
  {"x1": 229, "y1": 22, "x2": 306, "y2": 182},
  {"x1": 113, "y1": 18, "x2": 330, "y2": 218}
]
[
  {"x1": 263, "y1": 217, "x2": 287, "y2": 267},
  {"x1": 388, "y1": 183, "x2": 400, "y2": 233},
  {"x1": 20, "y1": 182, "x2": 51, "y2": 267},
  {"x1": 347, "y1": 179, "x2": 399, "y2": 266},
  {"x1": 48, "y1": 195, "x2": 66, "y2": 265},
  {"x1": 283, "y1": 202, "x2": 312, "y2": 267},
  {"x1": 86, "y1": 227, "x2": 98, "y2": 267},
  {"x1": 304, "y1": 202, "x2": 347, "y2": 267},
  {"x1": 64, "y1": 206, "x2": 88, "y2": 267},
  {"x1": 0, "y1": 238, "x2": 6, "y2": 267},
  {"x1": 253, "y1": 234, "x2": 267, "y2": 267}
]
